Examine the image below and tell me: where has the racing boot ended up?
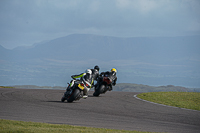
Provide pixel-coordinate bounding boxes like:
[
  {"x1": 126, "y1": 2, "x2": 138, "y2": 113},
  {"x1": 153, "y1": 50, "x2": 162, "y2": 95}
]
[
  {"x1": 82, "y1": 88, "x2": 88, "y2": 99},
  {"x1": 108, "y1": 85, "x2": 113, "y2": 91}
]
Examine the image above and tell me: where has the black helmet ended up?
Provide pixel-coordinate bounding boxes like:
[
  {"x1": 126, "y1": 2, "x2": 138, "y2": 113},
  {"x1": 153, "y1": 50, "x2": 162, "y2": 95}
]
[{"x1": 94, "y1": 65, "x2": 100, "y2": 71}]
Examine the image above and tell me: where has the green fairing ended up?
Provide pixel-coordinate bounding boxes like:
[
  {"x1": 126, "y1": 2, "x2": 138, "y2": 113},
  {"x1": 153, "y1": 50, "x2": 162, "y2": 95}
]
[{"x1": 73, "y1": 73, "x2": 86, "y2": 79}]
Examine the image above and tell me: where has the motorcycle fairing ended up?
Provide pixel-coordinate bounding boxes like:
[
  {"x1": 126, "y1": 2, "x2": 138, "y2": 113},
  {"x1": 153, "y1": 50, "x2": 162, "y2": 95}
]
[{"x1": 103, "y1": 77, "x2": 112, "y2": 85}]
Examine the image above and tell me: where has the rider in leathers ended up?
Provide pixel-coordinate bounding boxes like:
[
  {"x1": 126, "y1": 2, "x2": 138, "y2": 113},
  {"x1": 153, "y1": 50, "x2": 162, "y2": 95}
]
[
  {"x1": 97, "y1": 68, "x2": 117, "y2": 91},
  {"x1": 71, "y1": 65, "x2": 100, "y2": 98},
  {"x1": 91, "y1": 65, "x2": 100, "y2": 81}
]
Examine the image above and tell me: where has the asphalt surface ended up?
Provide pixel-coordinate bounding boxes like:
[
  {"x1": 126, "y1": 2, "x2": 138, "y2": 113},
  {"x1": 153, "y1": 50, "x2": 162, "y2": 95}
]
[{"x1": 0, "y1": 88, "x2": 200, "y2": 133}]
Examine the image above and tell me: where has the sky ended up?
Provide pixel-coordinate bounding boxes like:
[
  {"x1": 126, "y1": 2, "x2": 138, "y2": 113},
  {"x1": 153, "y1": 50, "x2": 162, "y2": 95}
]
[{"x1": 0, "y1": 0, "x2": 200, "y2": 49}]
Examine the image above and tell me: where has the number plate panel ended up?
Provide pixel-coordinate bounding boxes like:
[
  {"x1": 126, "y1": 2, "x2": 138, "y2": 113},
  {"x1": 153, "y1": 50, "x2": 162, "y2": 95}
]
[{"x1": 78, "y1": 84, "x2": 84, "y2": 90}]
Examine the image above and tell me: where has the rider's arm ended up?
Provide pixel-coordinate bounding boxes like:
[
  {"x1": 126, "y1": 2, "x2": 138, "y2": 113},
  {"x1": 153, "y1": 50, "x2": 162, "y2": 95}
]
[
  {"x1": 100, "y1": 72, "x2": 105, "y2": 76},
  {"x1": 71, "y1": 73, "x2": 86, "y2": 79},
  {"x1": 113, "y1": 77, "x2": 117, "y2": 86},
  {"x1": 95, "y1": 72, "x2": 100, "y2": 81}
]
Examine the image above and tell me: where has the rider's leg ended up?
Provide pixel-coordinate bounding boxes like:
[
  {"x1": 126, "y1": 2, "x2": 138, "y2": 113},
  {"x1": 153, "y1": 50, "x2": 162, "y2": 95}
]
[
  {"x1": 108, "y1": 85, "x2": 113, "y2": 91},
  {"x1": 83, "y1": 87, "x2": 89, "y2": 99}
]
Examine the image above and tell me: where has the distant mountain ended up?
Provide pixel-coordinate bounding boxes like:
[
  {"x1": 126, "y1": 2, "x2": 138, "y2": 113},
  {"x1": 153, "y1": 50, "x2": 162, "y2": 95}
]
[
  {"x1": 1, "y1": 34, "x2": 200, "y2": 62},
  {"x1": 114, "y1": 83, "x2": 193, "y2": 92},
  {"x1": 12, "y1": 83, "x2": 196, "y2": 92},
  {"x1": 0, "y1": 34, "x2": 200, "y2": 87},
  {"x1": 12, "y1": 40, "x2": 50, "y2": 51},
  {"x1": 0, "y1": 45, "x2": 12, "y2": 60}
]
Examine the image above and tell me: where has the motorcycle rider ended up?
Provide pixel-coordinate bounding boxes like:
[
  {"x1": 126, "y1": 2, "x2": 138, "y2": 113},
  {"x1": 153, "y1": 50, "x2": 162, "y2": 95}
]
[
  {"x1": 91, "y1": 65, "x2": 100, "y2": 87},
  {"x1": 91, "y1": 65, "x2": 100, "y2": 81},
  {"x1": 98, "y1": 68, "x2": 117, "y2": 91},
  {"x1": 71, "y1": 65, "x2": 100, "y2": 98}
]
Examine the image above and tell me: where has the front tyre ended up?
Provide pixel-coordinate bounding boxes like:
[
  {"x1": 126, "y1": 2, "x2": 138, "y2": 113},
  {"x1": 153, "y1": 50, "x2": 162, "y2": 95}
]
[
  {"x1": 67, "y1": 89, "x2": 80, "y2": 103},
  {"x1": 93, "y1": 90, "x2": 100, "y2": 97},
  {"x1": 93, "y1": 84, "x2": 105, "y2": 97},
  {"x1": 61, "y1": 97, "x2": 65, "y2": 102}
]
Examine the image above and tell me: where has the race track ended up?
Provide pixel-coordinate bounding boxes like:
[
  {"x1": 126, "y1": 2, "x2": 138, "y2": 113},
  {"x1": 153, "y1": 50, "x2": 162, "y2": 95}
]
[{"x1": 0, "y1": 88, "x2": 200, "y2": 133}]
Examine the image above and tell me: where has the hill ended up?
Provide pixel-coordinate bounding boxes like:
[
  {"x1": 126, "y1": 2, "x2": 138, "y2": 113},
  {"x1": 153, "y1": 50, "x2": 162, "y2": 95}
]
[
  {"x1": 0, "y1": 34, "x2": 200, "y2": 88},
  {"x1": 3, "y1": 34, "x2": 200, "y2": 61},
  {"x1": 114, "y1": 83, "x2": 193, "y2": 92},
  {"x1": 11, "y1": 83, "x2": 199, "y2": 92}
]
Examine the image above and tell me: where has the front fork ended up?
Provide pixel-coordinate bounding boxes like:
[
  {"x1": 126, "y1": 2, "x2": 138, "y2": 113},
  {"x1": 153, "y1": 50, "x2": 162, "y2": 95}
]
[{"x1": 64, "y1": 84, "x2": 84, "y2": 99}]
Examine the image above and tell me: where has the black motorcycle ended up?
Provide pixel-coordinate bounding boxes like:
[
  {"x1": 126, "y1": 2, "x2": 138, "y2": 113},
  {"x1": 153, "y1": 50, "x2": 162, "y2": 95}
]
[
  {"x1": 61, "y1": 80, "x2": 85, "y2": 102},
  {"x1": 93, "y1": 74, "x2": 113, "y2": 97}
]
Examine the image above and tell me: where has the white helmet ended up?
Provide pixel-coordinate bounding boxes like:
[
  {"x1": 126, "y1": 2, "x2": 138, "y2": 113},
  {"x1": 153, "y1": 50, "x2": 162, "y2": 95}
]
[{"x1": 85, "y1": 69, "x2": 92, "y2": 74}]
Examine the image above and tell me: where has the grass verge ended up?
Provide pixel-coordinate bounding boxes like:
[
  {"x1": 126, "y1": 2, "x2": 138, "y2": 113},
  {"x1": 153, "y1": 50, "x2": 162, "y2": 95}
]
[
  {"x1": 0, "y1": 119, "x2": 157, "y2": 133},
  {"x1": 137, "y1": 92, "x2": 200, "y2": 111},
  {"x1": 0, "y1": 86, "x2": 13, "y2": 88}
]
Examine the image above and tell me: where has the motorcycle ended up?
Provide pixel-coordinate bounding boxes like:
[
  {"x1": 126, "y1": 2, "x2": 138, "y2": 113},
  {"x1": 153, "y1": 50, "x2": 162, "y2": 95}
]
[
  {"x1": 61, "y1": 80, "x2": 85, "y2": 102},
  {"x1": 93, "y1": 74, "x2": 113, "y2": 97}
]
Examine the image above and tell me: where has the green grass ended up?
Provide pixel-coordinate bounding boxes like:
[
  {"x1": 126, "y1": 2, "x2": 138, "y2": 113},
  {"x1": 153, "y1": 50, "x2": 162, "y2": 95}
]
[
  {"x1": 0, "y1": 86, "x2": 13, "y2": 88},
  {"x1": 137, "y1": 92, "x2": 200, "y2": 111},
  {"x1": 0, "y1": 119, "x2": 157, "y2": 133}
]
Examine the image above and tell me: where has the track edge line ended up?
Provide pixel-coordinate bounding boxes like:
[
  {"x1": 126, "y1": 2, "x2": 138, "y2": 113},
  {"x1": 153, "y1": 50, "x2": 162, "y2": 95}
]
[{"x1": 133, "y1": 94, "x2": 200, "y2": 112}]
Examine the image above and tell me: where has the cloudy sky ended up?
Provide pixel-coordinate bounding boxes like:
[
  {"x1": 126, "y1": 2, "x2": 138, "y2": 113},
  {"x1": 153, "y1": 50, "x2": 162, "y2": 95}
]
[{"x1": 0, "y1": 0, "x2": 200, "y2": 49}]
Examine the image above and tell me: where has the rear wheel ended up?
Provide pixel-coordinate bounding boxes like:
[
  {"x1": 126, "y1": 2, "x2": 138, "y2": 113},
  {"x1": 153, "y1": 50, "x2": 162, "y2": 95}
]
[{"x1": 67, "y1": 89, "x2": 80, "y2": 103}]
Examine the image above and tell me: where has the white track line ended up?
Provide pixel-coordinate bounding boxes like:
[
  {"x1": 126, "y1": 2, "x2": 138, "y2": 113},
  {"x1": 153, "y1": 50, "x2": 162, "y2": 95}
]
[{"x1": 134, "y1": 94, "x2": 200, "y2": 112}]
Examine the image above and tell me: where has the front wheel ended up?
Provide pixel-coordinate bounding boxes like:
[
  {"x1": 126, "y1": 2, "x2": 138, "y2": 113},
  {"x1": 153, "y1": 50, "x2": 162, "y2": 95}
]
[
  {"x1": 93, "y1": 84, "x2": 105, "y2": 97},
  {"x1": 61, "y1": 96, "x2": 65, "y2": 102},
  {"x1": 67, "y1": 89, "x2": 80, "y2": 103},
  {"x1": 93, "y1": 90, "x2": 100, "y2": 97}
]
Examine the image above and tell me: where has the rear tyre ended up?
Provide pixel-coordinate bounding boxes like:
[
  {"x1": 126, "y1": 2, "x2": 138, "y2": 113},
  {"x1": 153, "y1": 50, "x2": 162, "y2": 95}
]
[{"x1": 67, "y1": 89, "x2": 80, "y2": 103}]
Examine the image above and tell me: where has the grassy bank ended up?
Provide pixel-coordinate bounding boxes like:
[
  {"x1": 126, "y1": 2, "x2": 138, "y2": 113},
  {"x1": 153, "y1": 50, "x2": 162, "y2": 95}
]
[
  {"x1": 0, "y1": 86, "x2": 13, "y2": 88},
  {"x1": 0, "y1": 119, "x2": 156, "y2": 133},
  {"x1": 137, "y1": 92, "x2": 200, "y2": 111}
]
